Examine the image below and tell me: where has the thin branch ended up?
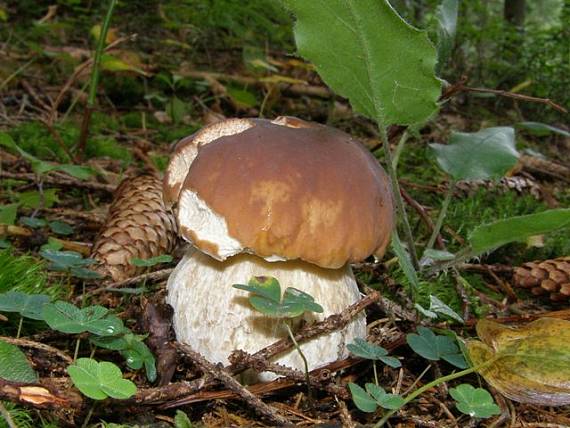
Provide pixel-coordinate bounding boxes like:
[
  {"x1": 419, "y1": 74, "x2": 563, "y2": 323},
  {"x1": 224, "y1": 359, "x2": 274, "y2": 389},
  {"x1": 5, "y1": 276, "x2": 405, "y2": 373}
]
[
  {"x1": 0, "y1": 171, "x2": 115, "y2": 192},
  {"x1": 462, "y1": 86, "x2": 567, "y2": 114},
  {"x1": 176, "y1": 344, "x2": 290, "y2": 426},
  {"x1": 0, "y1": 336, "x2": 73, "y2": 364}
]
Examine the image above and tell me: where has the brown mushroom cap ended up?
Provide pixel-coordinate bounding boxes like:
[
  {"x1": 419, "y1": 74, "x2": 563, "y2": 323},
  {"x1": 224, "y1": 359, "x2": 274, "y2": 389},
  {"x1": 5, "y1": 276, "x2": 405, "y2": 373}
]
[{"x1": 167, "y1": 117, "x2": 394, "y2": 269}]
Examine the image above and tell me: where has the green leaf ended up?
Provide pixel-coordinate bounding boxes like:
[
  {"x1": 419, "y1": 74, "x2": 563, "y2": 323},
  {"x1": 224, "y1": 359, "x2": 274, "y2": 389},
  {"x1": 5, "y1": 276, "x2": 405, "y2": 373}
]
[
  {"x1": 40, "y1": 237, "x2": 64, "y2": 252},
  {"x1": 347, "y1": 338, "x2": 401, "y2": 368},
  {"x1": 435, "y1": 0, "x2": 459, "y2": 72},
  {"x1": 17, "y1": 189, "x2": 59, "y2": 209},
  {"x1": 516, "y1": 122, "x2": 570, "y2": 137},
  {"x1": 365, "y1": 383, "x2": 405, "y2": 410},
  {"x1": 43, "y1": 302, "x2": 124, "y2": 336},
  {"x1": 348, "y1": 382, "x2": 378, "y2": 413},
  {"x1": 227, "y1": 86, "x2": 258, "y2": 108},
  {"x1": 100, "y1": 53, "x2": 148, "y2": 76},
  {"x1": 174, "y1": 410, "x2": 194, "y2": 428},
  {"x1": 280, "y1": 287, "x2": 324, "y2": 317},
  {"x1": 449, "y1": 384, "x2": 500, "y2": 418},
  {"x1": 407, "y1": 327, "x2": 467, "y2": 368},
  {"x1": 167, "y1": 96, "x2": 187, "y2": 124},
  {"x1": 39, "y1": 249, "x2": 96, "y2": 270},
  {"x1": 55, "y1": 164, "x2": 94, "y2": 180},
  {"x1": 0, "y1": 339, "x2": 37, "y2": 383},
  {"x1": 0, "y1": 291, "x2": 50, "y2": 320},
  {"x1": 0, "y1": 204, "x2": 18, "y2": 226},
  {"x1": 284, "y1": 0, "x2": 441, "y2": 126},
  {"x1": 20, "y1": 217, "x2": 47, "y2": 229},
  {"x1": 467, "y1": 318, "x2": 570, "y2": 406},
  {"x1": 469, "y1": 209, "x2": 570, "y2": 255},
  {"x1": 130, "y1": 254, "x2": 173, "y2": 267},
  {"x1": 48, "y1": 220, "x2": 74, "y2": 236},
  {"x1": 428, "y1": 295, "x2": 464, "y2": 324},
  {"x1": 430, "y1": 127, "x2": 519, "y2": 181},
  {"x1": 391, "y1": 234, "x2": 419, "y2": 292},
  {"x1": 233, "y1": 276, "x2": 282, "y2": 303},
  {"x1": 68, "y1": 358, "x2": 136, "y2": 400}
]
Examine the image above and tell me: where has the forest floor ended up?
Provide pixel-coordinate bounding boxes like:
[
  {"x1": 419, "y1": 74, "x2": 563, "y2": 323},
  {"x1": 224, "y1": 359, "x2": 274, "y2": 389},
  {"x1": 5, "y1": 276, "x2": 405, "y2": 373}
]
[{"x1": 0, "y1": 3, "x2": 569, "y2": 428}]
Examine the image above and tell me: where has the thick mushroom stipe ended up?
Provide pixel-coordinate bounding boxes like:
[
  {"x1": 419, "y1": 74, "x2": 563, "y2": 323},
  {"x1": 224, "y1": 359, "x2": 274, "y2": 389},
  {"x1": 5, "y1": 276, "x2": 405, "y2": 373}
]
[{"x1": 166, "y1": 249, "x2": 366, "y2": 381}]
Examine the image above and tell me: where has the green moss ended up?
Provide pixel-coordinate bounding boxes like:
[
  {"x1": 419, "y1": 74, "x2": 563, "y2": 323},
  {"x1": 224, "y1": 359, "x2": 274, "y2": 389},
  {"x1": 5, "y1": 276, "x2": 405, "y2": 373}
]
[
  {"x1": 0, "y1": 250, "x2": 67, "y2": 299},
  {"x1": 86, "y1": 137, "x2": 132, "y2": 163}
]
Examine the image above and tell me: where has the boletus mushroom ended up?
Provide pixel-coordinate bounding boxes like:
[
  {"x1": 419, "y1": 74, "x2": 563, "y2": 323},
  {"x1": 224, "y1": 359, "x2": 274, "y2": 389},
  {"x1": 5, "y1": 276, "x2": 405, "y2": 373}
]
[{"x1": 163, "y1": 116, "x2": 394, "y2": 380}]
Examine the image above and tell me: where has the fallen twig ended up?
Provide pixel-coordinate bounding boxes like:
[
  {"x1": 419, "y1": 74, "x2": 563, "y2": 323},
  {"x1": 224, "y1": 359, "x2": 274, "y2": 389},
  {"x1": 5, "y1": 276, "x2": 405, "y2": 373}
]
[
  {"x1": 0, "y1": 171, "x2": 115, "y2": 192},
  {"x1": 0, "y1": 378, "x2": 82, "y2": 410},
  {"x1": 0, "y1": 336, "x2": 73, "y2": 364},
  {"x1": 85, "y1": 268, "x2": 174, "y2": 299},
  {"x1": 177, "y1": 344, "x2": 290, "y2": 426}
]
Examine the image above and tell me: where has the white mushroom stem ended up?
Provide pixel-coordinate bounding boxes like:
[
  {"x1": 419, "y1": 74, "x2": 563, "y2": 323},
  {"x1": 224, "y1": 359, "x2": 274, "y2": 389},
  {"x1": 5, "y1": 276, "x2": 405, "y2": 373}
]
[{"x1": 166, "y1": 249, "x2": 366, "y2": 381}]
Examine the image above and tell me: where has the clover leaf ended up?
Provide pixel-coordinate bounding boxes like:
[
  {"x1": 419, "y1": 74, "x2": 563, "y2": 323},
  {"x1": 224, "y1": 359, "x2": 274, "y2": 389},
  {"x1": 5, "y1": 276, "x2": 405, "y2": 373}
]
[
  {"x1": 449, "y1": 384, "x2": 500, "y2": 418},
  {"x1": 43, "y1": 301, "x2": 125, "y2": 336},
  {"x1": 348, "y1": 382, "x2": 404, "y2": 413},
  {"x1": 0, "y1": 339, "x2": 38, "y2": 383},
  {"x1": 347, "y1": 338, "x2": 401, "y2": 368},
  {"x1": 406, "y1": 327, "x2": 468, "y2": 368},
  {"x1": 68, "y1": 358, "x2": 136, "y2": 400},
  {"x1": 0, "y1": 291, "x2": 50, "y2": 320},
  {"x1": 233, "y1": 276, "x2": 323, "y2": 318}
]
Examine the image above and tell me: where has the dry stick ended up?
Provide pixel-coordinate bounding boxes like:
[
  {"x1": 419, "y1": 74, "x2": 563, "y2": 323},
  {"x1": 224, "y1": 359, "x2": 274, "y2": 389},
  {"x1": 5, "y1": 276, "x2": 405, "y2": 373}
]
[
  {"x1": 177, "y1": 344, "x2": 290, "y2": 426},
  {"x1": 229, "y1": 350, "x2": 349, "y2": 399},
  {"x1": 0, "y1": 378, "x2": 82, "y2": 410},
  {"x1": 0, "y1": 336, "x2": 73, "y2": 364},
  {"x1": 461, "y1": 86, "x2": 568, "y2": 114},
  {"x1": 0, "y1": 171, "x2": 115, "y2": 192},
  {"x1": 85, "y1": 268, "x2": 174, "y2": 298},
  {"x1": 400, "y1": 187, "x2": 445, "y2": 250},
  {"x1": 136, "y1": 292, "x2": 382, "y2": 406}
]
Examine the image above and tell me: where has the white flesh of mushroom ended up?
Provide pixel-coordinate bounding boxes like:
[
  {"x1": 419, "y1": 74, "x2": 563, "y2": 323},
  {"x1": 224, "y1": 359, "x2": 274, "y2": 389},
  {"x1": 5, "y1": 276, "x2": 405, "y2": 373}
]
[{"x1": 166, "y1": 249, "x2": 366, "y2": 381}]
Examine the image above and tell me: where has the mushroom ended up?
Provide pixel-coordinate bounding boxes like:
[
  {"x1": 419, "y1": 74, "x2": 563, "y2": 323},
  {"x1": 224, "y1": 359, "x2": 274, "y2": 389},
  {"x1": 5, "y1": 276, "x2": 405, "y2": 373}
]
[{"x1": 163, "y1": 116, "x2": 394, "y2": 380}]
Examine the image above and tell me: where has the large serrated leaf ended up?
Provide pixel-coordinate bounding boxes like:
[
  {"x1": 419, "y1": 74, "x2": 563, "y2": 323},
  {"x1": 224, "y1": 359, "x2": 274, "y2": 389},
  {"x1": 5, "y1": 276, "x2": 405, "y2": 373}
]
[
  {"x1": 469, "y1": 209, "x2": 570, "y2": 255},
  {"x1": 285, "y1": 0, "x2": 441, "y2": 126},
  {"x1": 0, "y1": 339, "x2": 38, "y2": 383},
  {"x1": 468, "y1": 318, "x2": 570, "y2": 406},
  {"x1": 430, "y1": 127, "x2": 519, "y2": 181}
]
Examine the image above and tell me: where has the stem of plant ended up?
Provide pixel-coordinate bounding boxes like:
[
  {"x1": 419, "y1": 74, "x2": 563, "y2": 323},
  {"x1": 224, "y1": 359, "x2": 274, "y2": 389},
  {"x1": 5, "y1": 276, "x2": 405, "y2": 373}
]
[
  {"x1": 373, "y1": 361, "x2": 379, "y2": 386},
  {"x1": 425, "y1": 180, "x2": 455, "y2": 252},
  {"x1": 377, "y1": 124, "x2": 419, "y2": 270},
  {"x1": 391, "y1": 130, "x2": 408, "y2": 170},
  {"x1": 0, "y1": 401, "x2": 17, "y2": 428},
  {"x1": 372, "y1": 357, "x2": 500, "y2": 428},
  {"x1": 16, "y1": 316, "x2": 23, "y2": 339},
  {"x1": 76, "y1": 0, "x2": 118, "y2": 159},
  {"x1": 73, "y1": 337, "x2": 81, "y2": 362},
  {"x1": 285, "y1": 323, "x2": 313, "y2": 404},
  {"x1": 81, "y1": 402, "x2": 96, "y2": 428}
]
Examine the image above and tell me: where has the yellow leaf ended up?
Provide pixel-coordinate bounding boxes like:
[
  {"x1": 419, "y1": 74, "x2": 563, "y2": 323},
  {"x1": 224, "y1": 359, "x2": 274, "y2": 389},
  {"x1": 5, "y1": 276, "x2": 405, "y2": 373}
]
[
  {"x1": 0, "y1": 8, "x2": 8, "y2": 22},
  {"x1": 468, "y1": 318, "x2": 570, "y2": 406}
]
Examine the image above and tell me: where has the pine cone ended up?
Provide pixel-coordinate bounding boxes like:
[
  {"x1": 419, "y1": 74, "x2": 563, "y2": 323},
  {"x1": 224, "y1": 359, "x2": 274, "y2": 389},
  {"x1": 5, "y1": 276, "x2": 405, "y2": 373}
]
[
  {"x1": 513, "y1": 257, "x2": 570, "y2": 302},
  {"x1": 91, "y1": 174, "x2": 178, "y2": 281}
]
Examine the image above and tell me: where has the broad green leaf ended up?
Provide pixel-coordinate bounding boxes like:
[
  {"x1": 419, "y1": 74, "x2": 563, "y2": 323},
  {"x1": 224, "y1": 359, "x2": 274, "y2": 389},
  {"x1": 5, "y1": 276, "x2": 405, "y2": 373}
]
[
  {"x1": 227, "y1": 86, "x2": 258, "y2": 108},
  {"x1": 174, "y1": 410, "x2": 194, "y2": 428},
  {"x1": 233, "y1": 276, "x2": 282, "y2": 303},
  {"x1": 468, "y1": 318, "x2": 570, "y2": 406},
  {"x1": 20, "y1": 217, "x2": 47, "y2": 229},
  {"x1": 55, "y1": 164, "x2": 94, "y2": 180},
  {"x1": 0, "y1": 204, "x2": 19, "y2": 225},
  {"x1": 348, "y1": 382, "x2": 378, "y2": 412},
  {"x1": 48, "y1": 220, "x2": 74, "y2": 236},
  {"x1": 285, "y1": 0, "x2": 441, "y2": 126},
  {"x1": 0, "y1": 339, "x2": 37, "y2": 383},
  {"x1": 39, "y1": 249, "x2": 95, "y2": 270},
  {"x1": 430, "y1": 127, "x2": 519, "y2": 181},
  {"x1": 167, "y1": 96, "x2": 187, "y2": 124},
  {"x1": 43, "y1": 301, "x2": 123, "y2": 336},
  {"x1": 365, "y1": 383, "x2": 405, "y2": 410},
  {"x1": 407, "y1": 327, "x2": 467, "y2": 368},
  {"x1": 435, "y1": 0, "x2": 459, "y2": 73},
  {"x1": 516, "y1": 122, "x2": 570, "y2": 138},
  {"x1": 450, "y1": 384, "x2": 500, "y2": 418},
  {"x1": 68, "y1": 358, "x2": 136, "y2": 400},
  {"x1": 17, "y1": 189, "x2": 59, "y2": 209},
  {"x1": 280, "y1": 287, "x2": 324, "y2": 317},
  {"x1": 0, "y1": 291, "x2": 50, "y2": 320},
  {"x1": 130, "y1": 254, "x2": 173, "y2": 267},
  {"x1": 0, "y1": 204, "x2": 18, "y2": 225},
  {"x1": 347, "y1": 338, "x2": 401, "y2": 368},
  {"x1": 469, "y1": 209, "x2": 570, "y2": 255}
]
